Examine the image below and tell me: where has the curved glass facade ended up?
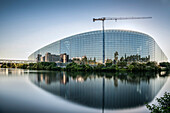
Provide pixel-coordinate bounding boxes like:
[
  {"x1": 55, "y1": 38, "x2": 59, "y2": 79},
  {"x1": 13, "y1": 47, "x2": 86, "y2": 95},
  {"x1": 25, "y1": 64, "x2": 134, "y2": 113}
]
[{"x1": 28, "y1": 30, "x2": 168, "y2": 63}]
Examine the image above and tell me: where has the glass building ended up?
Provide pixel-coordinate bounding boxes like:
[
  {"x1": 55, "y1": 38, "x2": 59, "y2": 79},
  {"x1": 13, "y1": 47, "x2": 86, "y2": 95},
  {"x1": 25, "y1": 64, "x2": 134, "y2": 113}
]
[{"x1": 28, "y1": 30, "x2": 168, "y2": 63}]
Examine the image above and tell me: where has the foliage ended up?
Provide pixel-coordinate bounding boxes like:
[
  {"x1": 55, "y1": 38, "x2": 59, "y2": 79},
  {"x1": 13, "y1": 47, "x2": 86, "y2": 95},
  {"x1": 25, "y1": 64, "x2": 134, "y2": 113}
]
[
  {"x1": 120, "y1": 56, "x2": 124, "y2": 62},
  {"x1": 128, "y1": 64, "x2": 134, "y2": 71},
  {"x1": 106, "y1": 62, "x2": 112, "y2": 67},
  {"x1": 117, "y1": 61, "x2": 127, "y2": 68},
  {"x1": 66, "y1": 62, "x2": 93, "y2": 71},
  {"x1": 93, "y1": 63, "x2": 104, "y2": 71},
  {"x1": 125, "y1": 54, "x2": 150, "y2": 62},
  {"x1": 27, "y1": 62, "x2": 61, "y2": 70},
  {"x1": 146, "y1": 92, "x2": 170, "y2": 113},
  {"x1": 160, "y1": 62, "x2": 170, "y2": 70},
  {"x1": 146, "y1": 62, "x2": 158, "y2": 71},
  {"x1": 81, "y1": 56, "x2": 88, "y2": 64},
  {"x1": 0, "y1": 62, "x2": 61, "y2": 71},
  {"x1": 0, "y1": 61, "x2": 170, "y2": 72},
  {"x1": 114, "y1": 51, "x2": 119, "y2": 63}
]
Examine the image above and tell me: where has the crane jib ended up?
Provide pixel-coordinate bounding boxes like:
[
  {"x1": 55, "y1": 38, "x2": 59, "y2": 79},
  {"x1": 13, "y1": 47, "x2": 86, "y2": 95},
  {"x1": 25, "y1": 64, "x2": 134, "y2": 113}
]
[{"x1": 93, "y1": 17, "x2": 152, "y2": 22}]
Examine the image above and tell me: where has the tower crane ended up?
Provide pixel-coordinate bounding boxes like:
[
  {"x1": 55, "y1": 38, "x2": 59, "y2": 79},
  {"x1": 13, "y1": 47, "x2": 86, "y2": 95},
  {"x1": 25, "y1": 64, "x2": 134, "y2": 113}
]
[{"x1": 93, "y1": 17, "x2": 152, "y2": 63}]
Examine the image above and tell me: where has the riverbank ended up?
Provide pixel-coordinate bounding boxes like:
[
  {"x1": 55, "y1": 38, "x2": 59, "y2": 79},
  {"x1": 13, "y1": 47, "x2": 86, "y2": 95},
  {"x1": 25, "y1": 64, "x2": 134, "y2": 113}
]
[{"x1": 0, "y1": 61, "x2": 170, "y2": 72}]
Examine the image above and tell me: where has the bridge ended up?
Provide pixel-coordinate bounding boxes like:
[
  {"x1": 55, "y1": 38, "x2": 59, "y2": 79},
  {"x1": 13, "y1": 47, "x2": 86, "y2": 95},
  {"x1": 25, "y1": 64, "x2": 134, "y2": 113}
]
[{"x1": 0, "y1": 59, "x2": 36, "y2": 64}]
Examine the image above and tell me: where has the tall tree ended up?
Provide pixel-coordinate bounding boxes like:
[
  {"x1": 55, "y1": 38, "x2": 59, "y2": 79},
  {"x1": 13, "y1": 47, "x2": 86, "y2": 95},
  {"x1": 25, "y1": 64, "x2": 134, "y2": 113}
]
[
  {"x1": 114, "y1": 51, "x2": 119, "y2": 61},
  {"x1": 120, "y1": 56, "x2": 124, "y2": 62}
]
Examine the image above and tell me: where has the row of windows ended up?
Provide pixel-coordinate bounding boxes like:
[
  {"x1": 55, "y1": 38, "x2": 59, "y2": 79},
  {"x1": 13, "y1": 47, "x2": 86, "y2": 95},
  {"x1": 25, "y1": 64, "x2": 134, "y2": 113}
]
[{"x1": 28, "y1": 30, "x2": 168, "y2": 63}]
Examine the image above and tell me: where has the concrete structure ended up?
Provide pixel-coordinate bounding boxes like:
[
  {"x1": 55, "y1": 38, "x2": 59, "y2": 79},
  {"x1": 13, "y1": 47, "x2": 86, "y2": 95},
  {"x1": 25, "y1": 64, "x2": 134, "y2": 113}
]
[
  {"x1": 60, "y1": 53, "x2": 69, "y2": 63},
  {"x1": 40, "y1": 56, "x2": 45, "y2": 62},
  {"x1": 51, "y1": 54, "x2": 60, "y2": 62},
  {"x1": 36, "y1": 54, "x2": 42, "y2": 62},
  {"x1": 37, "y1": 52, "x2": 68, "y2": 63},
  {"x1": 45, "y1": 53, "x2": 52, "y2": 62}
]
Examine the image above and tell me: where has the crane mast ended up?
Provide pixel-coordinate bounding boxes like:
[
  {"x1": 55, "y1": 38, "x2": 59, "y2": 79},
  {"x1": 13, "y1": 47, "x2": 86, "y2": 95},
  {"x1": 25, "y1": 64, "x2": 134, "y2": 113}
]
[{"x1": 93, "y1": 17, "x2": 152, "y2": 63}]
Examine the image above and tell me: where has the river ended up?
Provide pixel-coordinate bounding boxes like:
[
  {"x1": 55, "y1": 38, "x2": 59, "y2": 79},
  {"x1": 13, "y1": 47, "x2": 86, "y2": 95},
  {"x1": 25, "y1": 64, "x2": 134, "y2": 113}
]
[{"x1": 0, "y1": 68, "x2": 169, "y2": 113}]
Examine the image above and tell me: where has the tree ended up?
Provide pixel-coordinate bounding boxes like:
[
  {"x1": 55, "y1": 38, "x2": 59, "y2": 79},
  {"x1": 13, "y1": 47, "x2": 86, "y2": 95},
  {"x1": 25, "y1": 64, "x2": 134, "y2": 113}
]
[
  {"x1": 146, "y1": 61, "x2": 158, "y2": 70},
  {"x1": 128, "y1": 64, "x2": 134, "y2": 71},
  {"x1": 160, "y1": 62, "x2": 170, "y2": 70},
  {"x1": 117, "y1": 61, "x2": 127, "y2": 68},
  {"x1": 114, "y1": 51, "x2": 119, "y2": 64},
  {"x1": 146, "y1": 92, "x2": 170, "y2": 113},
  {"x1": 85, "y1": 64, "x2": 93, "y2": 71},
  {"x1": 95, "y1": 63, "x2": 105, "y2": 70},
  {"x1": 120, "y1": 56, "x2": 124, "y2": 62},
  {"x1": 94, "y1": 57, "x2": 96, "y2": 63},
  {"x1": 81, "y1": 56, "x2": 87, "y2": 65},
  {"x1": 106, "y1": 59, "x2": 112, "y2": 67}
]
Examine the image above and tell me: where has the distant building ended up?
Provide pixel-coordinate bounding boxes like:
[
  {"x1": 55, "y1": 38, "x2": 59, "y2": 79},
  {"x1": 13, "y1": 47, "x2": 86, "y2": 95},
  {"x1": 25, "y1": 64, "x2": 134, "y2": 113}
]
[
  {"x1": 72, "y1": 57, "x2": 81, "y2": 65},
  {"x1": 36, "y1": 52, "x2": 69, "y2": 63},
  {"x1": 40, "y1": 56, "x2": 45, "y2": 62},
  {"x1": 51, "y1": 54, "x2": 60, "y2": 62},
  {"x1": 45, "y1": 53, "x2": 52, "y2": 62},
  {"x1": 45, "y1": 53, "x2": 61, "y2": 62},
  {"x1": 36, "y1": 54, "x2": 42, "y2": 62},
  {"x1": 60, "y1": 53, "x2": 69, "y2": 63},
  {"x1": 60, "y1": 73, "x2": 69, "y2": 85}
]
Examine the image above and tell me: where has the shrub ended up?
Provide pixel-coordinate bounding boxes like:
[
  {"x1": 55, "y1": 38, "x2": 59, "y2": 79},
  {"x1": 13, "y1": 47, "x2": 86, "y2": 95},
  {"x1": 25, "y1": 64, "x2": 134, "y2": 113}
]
[
  {"x1": 128, "y1": 64, "x2": 134, "y2": 71},
  {"x1": 106, "y1": 62, "x2": 112, "y2": 67},
  {"x1": 146, "y1": 92, "x2": 170, "y2": 113}
]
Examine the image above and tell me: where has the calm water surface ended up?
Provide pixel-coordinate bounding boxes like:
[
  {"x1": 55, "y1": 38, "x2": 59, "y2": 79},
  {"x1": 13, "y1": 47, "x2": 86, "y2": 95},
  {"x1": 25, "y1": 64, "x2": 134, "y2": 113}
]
[{"x1": 0, "y1": 68, "x2": 169, "y2": 113}]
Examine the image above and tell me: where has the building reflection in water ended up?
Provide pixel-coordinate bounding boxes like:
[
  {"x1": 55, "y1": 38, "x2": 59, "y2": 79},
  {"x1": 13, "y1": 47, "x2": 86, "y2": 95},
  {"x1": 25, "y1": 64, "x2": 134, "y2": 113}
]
[
  {"x1": 29, "y1": 71, "x2": 168, "y2": 110},
  {"x1": 0, "y1": 68, "x2": 29, "y2": 76}
]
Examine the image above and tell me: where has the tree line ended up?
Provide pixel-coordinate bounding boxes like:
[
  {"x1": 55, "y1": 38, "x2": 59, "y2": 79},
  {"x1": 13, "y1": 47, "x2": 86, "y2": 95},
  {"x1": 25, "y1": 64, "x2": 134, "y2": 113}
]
[
  {"x1": 0, "y1": 62, "x2": 61, "y2": 71},
  {"x1": 1, "y1": 61, "x2": 170, "y2": 72}
]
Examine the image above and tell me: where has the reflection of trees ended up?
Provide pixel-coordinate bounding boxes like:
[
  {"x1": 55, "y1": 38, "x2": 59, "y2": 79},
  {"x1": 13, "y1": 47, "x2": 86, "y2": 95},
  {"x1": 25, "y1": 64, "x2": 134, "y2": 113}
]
[
  {"x1": 34, "y1": 71, "x2": 167, "y2": 87},
  {"x1": 66, "y1": 71, "x2": 161, "y2": 87},
  {"x1": 113, "y1": 76, "x2": 118, "y2": 87},
  {"x1": 66, "y1": 71, "x2": 95, "y2": 82},
  {"x1": 159, "y1": 71, "x2": 169, "y2": 77},
  {"x1": 29, "y1": 70, "x2": 169, "y2": 110},
  {"x1": 113, "y1": 72, "x2": 157, "y2": 86}
]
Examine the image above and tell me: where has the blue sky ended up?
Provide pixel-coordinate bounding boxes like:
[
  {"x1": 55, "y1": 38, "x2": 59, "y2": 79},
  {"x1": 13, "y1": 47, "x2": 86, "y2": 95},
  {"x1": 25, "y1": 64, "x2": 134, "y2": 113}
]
[{"x1": 0, "y1": 0, "x2": 170, "y2": 60}]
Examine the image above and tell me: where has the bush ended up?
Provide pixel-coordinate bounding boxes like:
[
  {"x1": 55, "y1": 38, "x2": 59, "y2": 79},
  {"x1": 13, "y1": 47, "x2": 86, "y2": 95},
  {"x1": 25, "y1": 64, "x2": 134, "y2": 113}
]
[
  {"x1": 85, "y1": 64, "x2": 93, "y2": 71},
  {"x1": 96, "y1": 63, "x2": 104, "y2": 69},
  {"x1": 106, "y1": 62, "x2": 112, "y2": 67},
  {"x1": 66, "y1": 62, "x2": 79, "y2": 71},
  {"x1": 117, "y1": 61, "x2": 127, "y2": 68},
  {"x1": 146, "y1": 62, "x2": 158, "y2": 71},
  {"x1": 93, "y1": 63, "x2": 105, "y2": 71},
  {"x1": 146, "y1": 92, "x2": 170, "y2": 113},
  {"x1": 128, "y1": 64, "x2": 134, "y2": 71},
  {"x1": 160, "y1": 62, "x2": 170, "y2": 70}
]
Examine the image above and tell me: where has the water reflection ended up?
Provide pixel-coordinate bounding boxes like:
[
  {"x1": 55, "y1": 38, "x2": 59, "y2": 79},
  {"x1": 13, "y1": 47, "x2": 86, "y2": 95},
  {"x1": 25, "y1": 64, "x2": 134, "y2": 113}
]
[
  {"x1": 0, "y1": 68, "x2": 27, "y2": 75},
  {"x1": 29, "y1": 71, "x2": 168, "y2": 110}
]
